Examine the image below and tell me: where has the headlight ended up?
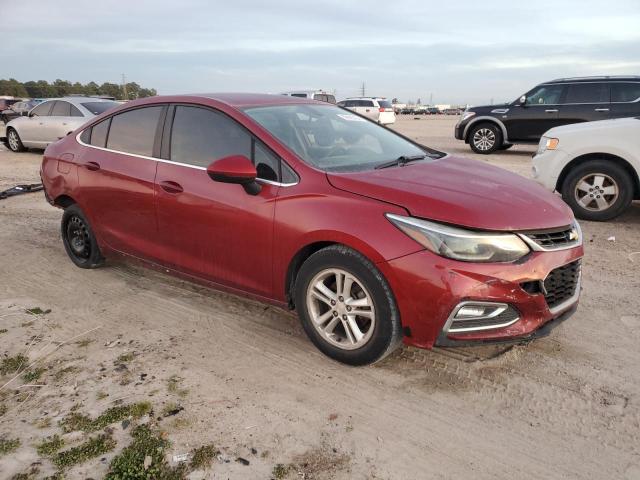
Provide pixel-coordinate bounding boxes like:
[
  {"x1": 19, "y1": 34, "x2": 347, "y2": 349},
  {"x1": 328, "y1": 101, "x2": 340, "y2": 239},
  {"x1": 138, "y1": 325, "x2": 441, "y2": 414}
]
[
  {"x1": 536, "y1": 136, "x2": 559, "y2": 155},
  {"x1": 460, "y1": 111, "x2": 475, "y2": 123},
  {"x1": 386, "y1": 214, "x2": 530, "y2": 263}
]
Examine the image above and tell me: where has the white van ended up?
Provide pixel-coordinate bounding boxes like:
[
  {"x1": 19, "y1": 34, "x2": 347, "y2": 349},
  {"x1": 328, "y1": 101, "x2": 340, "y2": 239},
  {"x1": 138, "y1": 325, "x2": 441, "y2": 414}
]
[
  {"x1": 337, "y1": 97, "x2": 396, "y2": 125},
  {"x1": 280, "y1": 90, "x2": 336, "y2": 104}
]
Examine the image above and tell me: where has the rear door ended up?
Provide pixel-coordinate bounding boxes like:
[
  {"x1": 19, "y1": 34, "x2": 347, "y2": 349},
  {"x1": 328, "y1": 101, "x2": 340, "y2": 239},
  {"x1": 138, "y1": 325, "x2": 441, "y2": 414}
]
[
  {"x1": 557, "y1": 82, "x2": 610, "y2": 127},
  {"x1": 609, "y1": 82, "x2": 640, "y2": 118},
  {"x1": 154, "y1": 104, "x2": 280, "y2": 296},
  {"x1": 504, "y1": 84, "x2": 565, "y2": 141},
  {"x1": 76, "y1": 105, "x2": 165, "y2": 259}
]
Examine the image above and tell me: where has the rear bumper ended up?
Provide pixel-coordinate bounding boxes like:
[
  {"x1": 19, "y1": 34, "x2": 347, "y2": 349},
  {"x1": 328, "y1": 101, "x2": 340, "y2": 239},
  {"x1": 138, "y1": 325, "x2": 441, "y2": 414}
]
[{"x1": 378, "y1": 245, "x2": 584, "y2": 349}]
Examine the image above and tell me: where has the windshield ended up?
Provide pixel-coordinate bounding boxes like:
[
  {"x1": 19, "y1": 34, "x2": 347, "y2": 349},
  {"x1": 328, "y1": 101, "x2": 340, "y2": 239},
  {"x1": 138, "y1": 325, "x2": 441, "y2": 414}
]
[
  {"x1": 243, "y1": 104, "x2": 433, "y2": 172},
  {"x1": 80, "y1": 101, "x2": 119, "y2": 115}
]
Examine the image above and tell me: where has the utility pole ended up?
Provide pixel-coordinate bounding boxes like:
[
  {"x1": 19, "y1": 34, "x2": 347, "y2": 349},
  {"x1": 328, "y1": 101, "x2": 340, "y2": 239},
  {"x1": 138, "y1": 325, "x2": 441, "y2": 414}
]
[
  {"x1": 429, "y1": 93, "x2": 433, "y2": 105},
  {"x1": 122, "y1": 74, "x2": 127, "y2": 100},
  {"x1": 360, "y1": 82, "x2": 366, "y2": 97}
]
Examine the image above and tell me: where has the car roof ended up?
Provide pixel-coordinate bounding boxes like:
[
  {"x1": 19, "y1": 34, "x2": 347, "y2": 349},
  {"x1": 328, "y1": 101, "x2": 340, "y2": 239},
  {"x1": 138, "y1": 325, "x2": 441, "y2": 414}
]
[
  {"x1": 546, "y1": 76, "x2": 640, "y2": 84},
  {"x1": 164, "y1": 93, "x2": 325, "y2": 108},
  {"x1": 343, "y1": 97, "x2": 386, "y2": 100},
  {"x1": 38, "y1": 96, "x2": 118, "y2": 106}
]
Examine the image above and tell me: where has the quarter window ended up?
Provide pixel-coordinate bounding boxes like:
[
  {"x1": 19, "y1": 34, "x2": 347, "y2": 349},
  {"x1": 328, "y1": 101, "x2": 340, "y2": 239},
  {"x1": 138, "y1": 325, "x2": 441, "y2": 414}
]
[
  {"x1": 70, "y1": 104, "x2": 84, "y2": 117},
  {"x1": 611, "y1": 83, "x2": 640, "y2": 102},
  {"x1": 90, "y1": 118, "x2": 111, "y2": 148},
  {"x1": 31, "y1": 102, "x2": 53, "y2": 117},
  {"x1": 107, "y1": 106, "x2": 163, "y2": 156},
  {"x1": 525, "y1": 85, "x2": 564, "y2": 105},
  {"x1": 170, "y1": 106, "x2": 251, "y2": 168},
  {"x1": 564, "y1": 83, "x2": 609, "y2": 104}
]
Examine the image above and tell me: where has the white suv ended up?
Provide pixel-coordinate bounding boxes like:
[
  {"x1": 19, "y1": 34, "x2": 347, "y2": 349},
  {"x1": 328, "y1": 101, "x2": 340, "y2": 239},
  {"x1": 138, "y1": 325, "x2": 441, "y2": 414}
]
[
  {"x1": 337, "y1": 97, "x2": 396, "y2": 125},
  {"x1": 280, "y1": 90, "x2": 336, "y2": 104},
  {"x1": 532, "y1": 117, "x2": 640, "y2": 221}
]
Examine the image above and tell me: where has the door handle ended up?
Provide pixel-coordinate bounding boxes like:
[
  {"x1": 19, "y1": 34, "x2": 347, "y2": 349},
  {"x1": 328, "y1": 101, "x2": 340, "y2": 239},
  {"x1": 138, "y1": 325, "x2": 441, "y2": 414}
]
[
  {"x1": 84, "y1": 161, "x2": 100, "y2": 171},
  {"x1": 159, "y1": 180, "x2": 183, "y2": 194},
  {"x1": 594, "y1": 108, "x2": 609, "y2": 112},
  {"x1": 545, "y1": 109, "x2": 558, "y2": 113}
]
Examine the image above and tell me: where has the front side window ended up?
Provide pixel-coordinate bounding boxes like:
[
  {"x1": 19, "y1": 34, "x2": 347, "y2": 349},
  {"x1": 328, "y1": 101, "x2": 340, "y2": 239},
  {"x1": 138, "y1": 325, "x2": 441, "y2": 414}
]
[
  {"x1": 107, "y1": 106, "x2": 162, "y2": 156},
  {"x1": 564, "y1": 83, "x2": 609, "y2": 104},
  {"x1": 525, "y1": 85, "x2": 564, "y2": 105},
  {"x1": 31, "y1": 101, "x2": 53, "y2": 117},
  {"x1": 170, "y1": 106, "x2": 251, "y2": 168},
  {"x1": 611, "y1": 83, "x2": 640, "y2": 102},
  {"x1": 244, "y1": 104, "x2": 433, "y2": 172}
]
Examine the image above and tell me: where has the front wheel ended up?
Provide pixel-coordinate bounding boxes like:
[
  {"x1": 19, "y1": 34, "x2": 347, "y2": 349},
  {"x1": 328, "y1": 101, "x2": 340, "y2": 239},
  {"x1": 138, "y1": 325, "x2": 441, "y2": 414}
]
[
  {"x1": 7, "y1": 128, "x2": 25, "y2": 152},
  {"x1": 468, "y1": 123, "x2": 502, "y2": 154},
  {"x1": 61, "y1": 205, "x2": 105, "y2": 268},
  {"x1": 294, "y1": 245, "x2": 402, "y2": 365},
  {"x1": 561, "y1": 160, "x2": 634, "y2": 221}
]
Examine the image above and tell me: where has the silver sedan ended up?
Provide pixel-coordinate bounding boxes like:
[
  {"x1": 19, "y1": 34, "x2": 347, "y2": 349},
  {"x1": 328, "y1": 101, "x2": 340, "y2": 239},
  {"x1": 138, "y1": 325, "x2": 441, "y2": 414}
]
[{"x1": 3, "y1": 97, "x2": 119, "y2": 152}]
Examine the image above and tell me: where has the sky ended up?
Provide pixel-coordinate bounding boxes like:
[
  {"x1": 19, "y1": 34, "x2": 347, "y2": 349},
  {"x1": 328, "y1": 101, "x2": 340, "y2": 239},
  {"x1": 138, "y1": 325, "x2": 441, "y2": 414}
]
[{"x1": 2, "y1": 0, "x2": 640, "y2": 105}]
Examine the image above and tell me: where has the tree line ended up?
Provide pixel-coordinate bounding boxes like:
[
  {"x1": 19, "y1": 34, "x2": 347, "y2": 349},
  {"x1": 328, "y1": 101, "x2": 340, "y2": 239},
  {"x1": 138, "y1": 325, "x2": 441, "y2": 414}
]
[{"x1": 0, "y1": 78, "x2": 157, "y2": 100}]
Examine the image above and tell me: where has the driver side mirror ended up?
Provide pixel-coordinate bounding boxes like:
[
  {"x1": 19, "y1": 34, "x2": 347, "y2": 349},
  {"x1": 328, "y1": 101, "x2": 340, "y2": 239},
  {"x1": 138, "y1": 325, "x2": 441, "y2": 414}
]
[
  {"x1": 207, "y1": 155, "x2": 262, "y2": 195},
  {"x1": 518, "y1": 95, "x2": 527, "y2": 106}
]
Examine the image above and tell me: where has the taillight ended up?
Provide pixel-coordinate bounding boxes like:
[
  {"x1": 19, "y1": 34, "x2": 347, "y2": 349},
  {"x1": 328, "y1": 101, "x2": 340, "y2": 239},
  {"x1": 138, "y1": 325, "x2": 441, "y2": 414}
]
[{"x1": 379, "y1": 107, "x2": 385, "y2": 112}]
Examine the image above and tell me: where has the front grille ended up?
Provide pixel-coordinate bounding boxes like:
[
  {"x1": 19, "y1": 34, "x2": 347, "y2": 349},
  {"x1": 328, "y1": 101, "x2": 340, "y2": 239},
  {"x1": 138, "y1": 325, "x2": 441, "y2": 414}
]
[
  {"x1": 449, "y1": 306, "x2": 520, "y2": 332},
  {"x1": 522, "y1": 226, "x2": 579, "y2": 250},
  {"x1": 543, "y1": 260, "x2": 581, "y2": 309}
]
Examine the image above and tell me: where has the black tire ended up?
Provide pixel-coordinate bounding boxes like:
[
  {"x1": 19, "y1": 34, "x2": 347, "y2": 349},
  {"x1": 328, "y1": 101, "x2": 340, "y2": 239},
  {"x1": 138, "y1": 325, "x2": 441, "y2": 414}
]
[
  {"x1": 561, "y1": 160, "x2": 634, "y2": 221},
  {"x1": 468, "y1": 123, "x2": 502, "y2": 154},
  {"x1": 61, "y1": 204, "x2": 105, "y2": 268},
  {"x1": 498, "y1": 143, "x2": 513, "y2": 150},
  {"x1": 294, "y1": 245, "x2": 402, "y2": 366},
  {"x1": 6, "y1": 128, "x2": 25, "y2": 152}
]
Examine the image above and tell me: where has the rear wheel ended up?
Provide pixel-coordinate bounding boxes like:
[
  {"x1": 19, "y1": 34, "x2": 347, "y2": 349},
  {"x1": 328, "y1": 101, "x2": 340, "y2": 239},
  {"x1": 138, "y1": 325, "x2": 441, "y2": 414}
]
[
  {"x1": 294, "y1": 245, "x2": 402, "y2": 365},
  {"x1": 561, "y1": 160, "x2": 634, "y2": 221},
  {"x1": 61, "y1": 204, "x2": 105, "y2": 268},
  {"x1": 469, "y1": 123, "x2": 502, "y2": 154},
  {"x1": 7, "y1": 128, "x2": 25, "y2": 152}
]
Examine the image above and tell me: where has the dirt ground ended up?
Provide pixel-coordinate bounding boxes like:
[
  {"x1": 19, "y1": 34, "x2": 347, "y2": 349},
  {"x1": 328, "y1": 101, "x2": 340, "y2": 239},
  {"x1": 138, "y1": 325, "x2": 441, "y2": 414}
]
[{"x1": 1, "y1": 115, "x2": 639, "y2": 479}]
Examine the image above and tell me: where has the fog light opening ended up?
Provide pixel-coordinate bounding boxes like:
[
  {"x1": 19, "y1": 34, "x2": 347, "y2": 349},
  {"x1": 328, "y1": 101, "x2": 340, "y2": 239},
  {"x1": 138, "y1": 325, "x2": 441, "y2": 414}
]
[{"x1": 445, "y1": 301, "x2": 519, "y2": 333}]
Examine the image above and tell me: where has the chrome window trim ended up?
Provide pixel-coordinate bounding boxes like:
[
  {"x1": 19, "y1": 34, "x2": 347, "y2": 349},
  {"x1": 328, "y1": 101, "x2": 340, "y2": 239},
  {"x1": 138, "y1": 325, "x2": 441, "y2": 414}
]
[
  {"x1": 76, "y1": 131, "x2": 300, "y2": 185},
  {"x1": 442, "y1": 301, "x2": 519, "y2": 334}
]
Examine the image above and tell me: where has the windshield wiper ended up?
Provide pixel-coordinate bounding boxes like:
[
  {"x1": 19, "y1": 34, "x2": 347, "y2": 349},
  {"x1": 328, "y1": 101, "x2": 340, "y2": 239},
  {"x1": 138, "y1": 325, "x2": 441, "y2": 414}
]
[{"x1": 374, "y1": 154, "x2": 427, "y2": 170}]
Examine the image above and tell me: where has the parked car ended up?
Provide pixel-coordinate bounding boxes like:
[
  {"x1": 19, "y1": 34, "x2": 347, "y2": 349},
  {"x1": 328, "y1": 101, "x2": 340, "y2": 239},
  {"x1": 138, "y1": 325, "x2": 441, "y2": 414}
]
[
  {"x1": 2, "y1": 97, "x2": 119, "y2": 152},
  {"x1": 455, "y1": 76, "x2": 640, "y2": 154},
  {"x1": 0, "y1": 97, "x2": 20, "y2": 114},
  {"x1": 532, "y1": 117, "x2": 640, "y2": 221},
  {"x1": 1, "y1": 100, "x2": 39, "y2": 124},
  {"x1": 280, "y1": 90, "x2": 336, "y2": 104},
  {"x1": 338, "y1": 97, "x2": 396, "y2": 124},
  {"x1": 41, "y1": 93, "x2": 583, "y2": 365}
]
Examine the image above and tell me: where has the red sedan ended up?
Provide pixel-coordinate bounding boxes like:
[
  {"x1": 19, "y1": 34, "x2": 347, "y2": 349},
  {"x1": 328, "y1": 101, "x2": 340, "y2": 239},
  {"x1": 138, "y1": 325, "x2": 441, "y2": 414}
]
[{"x1": 41, "y1": 94, "x2": 584, "y2": 365}]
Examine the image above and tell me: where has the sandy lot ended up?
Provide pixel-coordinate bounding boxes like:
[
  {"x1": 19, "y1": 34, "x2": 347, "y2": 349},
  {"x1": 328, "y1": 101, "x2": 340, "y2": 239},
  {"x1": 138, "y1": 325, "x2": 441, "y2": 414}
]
[{"x1": 1, "y1": 115, "x2": 639, "y2": 479}]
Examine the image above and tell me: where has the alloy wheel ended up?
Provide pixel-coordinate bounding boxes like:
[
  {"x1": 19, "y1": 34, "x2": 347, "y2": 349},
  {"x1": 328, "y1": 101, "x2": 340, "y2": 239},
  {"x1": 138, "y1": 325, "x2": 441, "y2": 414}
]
[
  {"x1": 8, "y1": 130, "x2": 19, "y2": 151},
  {"x1": 574, "y1": 173, "x2": 619, "y2": 212},
  {"x1": 306, "y1": 268, "x2": 376, "y2": 350},
  {"x1": 66, "y1": 215, "x2": 91, "y2": 259},
  {"x1": 472, "y1": 128, "x2": 495, "y2": 151}
]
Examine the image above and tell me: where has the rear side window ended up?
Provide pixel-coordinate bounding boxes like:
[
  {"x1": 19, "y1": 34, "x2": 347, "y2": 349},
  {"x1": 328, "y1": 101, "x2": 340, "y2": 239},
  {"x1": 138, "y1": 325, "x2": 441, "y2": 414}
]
[
  {"x1": 290, "y1": 93, "x2": 307, "y2": 98},
  {"x1": 611, "y1": 83, "x2": 640, "y2": 102},
  {"x1": 170, "y1": 106, "x2": 251, "y2": 168},
  {"x1": 359, "y1": 100, "x2": 375, "y2": 107},
  {"x1": 81, "y1": 102, "x2": 119, "y2": 115},
  {"x1": 70, "y1": 105, "x2": 83, "y2": 117},
  {"x1": 90, "y1": 118, "x2": 111, "y2": 148},
  {"x1": 107, "y1": 106, "x2": 162, "y2": 156},
  {"x1": 50, "y1": 101, "x2": 71, "y2": 116},
  {"x1": 31, "y1": 102, "x2": 53, "y2": 116},
  {"x1": 325, "y1": 95, "x2": 336, "y2": 104},
  {"x1": 564, "y1": 83, "x2": 609, "y2": 104}
]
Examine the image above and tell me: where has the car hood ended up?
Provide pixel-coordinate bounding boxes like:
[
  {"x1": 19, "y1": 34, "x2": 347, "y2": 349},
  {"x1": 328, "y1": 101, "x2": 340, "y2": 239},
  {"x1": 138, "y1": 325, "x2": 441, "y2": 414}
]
[{"x1": 326, "y1": 155, "x2": 573, "y2": 231}]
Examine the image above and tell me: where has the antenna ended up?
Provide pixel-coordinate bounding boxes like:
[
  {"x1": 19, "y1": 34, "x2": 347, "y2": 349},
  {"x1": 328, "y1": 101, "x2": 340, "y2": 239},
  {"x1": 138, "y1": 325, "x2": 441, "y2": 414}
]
[
  {"x1": 360, "y1": 82, "x2": 366, "y2": 97},
  {"x1": 122, "y1": 74, "x2": 127, "y2": 100}
]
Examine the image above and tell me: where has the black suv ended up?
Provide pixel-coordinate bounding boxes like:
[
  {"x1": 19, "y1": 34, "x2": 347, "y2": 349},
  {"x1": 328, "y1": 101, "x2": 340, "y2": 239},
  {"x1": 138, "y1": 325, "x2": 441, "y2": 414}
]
[{"x1": 455, "y1": 76, "x2": 640, "y2": 154}]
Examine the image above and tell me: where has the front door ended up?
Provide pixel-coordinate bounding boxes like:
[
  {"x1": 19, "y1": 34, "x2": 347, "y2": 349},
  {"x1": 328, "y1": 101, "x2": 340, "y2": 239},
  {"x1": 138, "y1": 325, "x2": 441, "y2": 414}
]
[
  {"x1": 505, "y1": 84, "x2": 565, "y2": 141},
  {"x1": 20, "y1": 100, "x2": 55, "y2": 146},
  {"x1": 154, "y1": 105, "x2": 279, "y2": 297}
]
